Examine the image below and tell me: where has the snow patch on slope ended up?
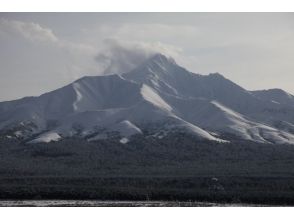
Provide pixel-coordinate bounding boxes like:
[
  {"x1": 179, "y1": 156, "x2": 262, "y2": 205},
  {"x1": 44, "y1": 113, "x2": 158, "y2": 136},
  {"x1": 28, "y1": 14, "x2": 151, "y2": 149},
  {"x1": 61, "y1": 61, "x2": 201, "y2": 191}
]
[
  {"x1": 112, "y1": 120, "x2": 142, "y2": 136},
  {"x1": 28, "y1": 131, "x2": 61, "y2": 144},
  {"x1": 72, "y1": 82, "x2": 83, "y2": 112},
  {"x1": 171, "y1": 116, "x2": 227, "y2": 142},
  {"x1": 141, "y1": 84, "x2": 172, "y2": 112},
  {"x1": 120, "y1": 138, "x2": 129, "y2": 144},
  {"x1": 211, "y1": 101, "x2": 245, "y2": 120},
  {"x1": 88, "y1": 120, "x2": 142, "y2": 142}
]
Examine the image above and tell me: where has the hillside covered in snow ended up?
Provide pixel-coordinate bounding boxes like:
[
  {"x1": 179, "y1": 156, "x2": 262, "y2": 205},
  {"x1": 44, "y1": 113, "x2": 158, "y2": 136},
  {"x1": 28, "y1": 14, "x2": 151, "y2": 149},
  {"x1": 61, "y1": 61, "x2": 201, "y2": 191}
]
[{"x1": 1, "y1": 53, "x2": 294, "y2": 145}]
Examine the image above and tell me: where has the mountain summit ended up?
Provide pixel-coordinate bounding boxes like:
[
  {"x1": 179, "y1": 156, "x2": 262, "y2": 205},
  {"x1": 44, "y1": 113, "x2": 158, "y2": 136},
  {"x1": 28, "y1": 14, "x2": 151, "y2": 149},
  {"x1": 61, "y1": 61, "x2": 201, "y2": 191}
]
[{"x1": 1, "y1": 54, "x2": 294, "y2": 144}]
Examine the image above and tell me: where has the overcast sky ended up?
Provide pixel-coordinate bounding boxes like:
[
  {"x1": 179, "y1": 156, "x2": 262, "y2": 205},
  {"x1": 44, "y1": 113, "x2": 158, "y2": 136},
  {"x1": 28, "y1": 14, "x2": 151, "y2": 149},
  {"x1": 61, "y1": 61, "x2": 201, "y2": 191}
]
[{"x1": 0, "y1": 13, "x2": 294, "y2": 101}]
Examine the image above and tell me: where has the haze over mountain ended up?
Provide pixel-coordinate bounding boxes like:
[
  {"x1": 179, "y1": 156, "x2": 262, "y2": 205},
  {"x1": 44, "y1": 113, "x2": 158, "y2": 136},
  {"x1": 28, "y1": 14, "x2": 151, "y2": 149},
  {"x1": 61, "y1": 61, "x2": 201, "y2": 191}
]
[{"x1": 1, "y1": 53, "x2": 294, "y2": 145}]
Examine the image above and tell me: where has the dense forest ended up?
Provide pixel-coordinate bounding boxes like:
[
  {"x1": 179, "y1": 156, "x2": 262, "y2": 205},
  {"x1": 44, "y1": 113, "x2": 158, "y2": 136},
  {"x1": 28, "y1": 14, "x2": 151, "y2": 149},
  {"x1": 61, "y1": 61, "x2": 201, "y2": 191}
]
[{"x1": 1, "y1": 133, "x2": 294, "y2": 205}]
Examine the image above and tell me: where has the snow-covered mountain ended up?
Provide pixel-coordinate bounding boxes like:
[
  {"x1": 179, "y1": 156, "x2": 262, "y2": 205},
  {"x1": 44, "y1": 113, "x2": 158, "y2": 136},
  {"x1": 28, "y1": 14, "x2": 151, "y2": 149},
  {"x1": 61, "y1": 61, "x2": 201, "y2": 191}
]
[{"x1": 1, "y1": 53, "x2": 294, "y2": 144}]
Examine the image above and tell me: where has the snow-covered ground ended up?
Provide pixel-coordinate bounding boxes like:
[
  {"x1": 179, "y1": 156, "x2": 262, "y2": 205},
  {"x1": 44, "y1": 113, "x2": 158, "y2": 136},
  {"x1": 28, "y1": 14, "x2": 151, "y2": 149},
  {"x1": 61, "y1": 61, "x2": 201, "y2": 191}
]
[{"x1": 0, "y1": 200, "x2": 262, "y2": 207}]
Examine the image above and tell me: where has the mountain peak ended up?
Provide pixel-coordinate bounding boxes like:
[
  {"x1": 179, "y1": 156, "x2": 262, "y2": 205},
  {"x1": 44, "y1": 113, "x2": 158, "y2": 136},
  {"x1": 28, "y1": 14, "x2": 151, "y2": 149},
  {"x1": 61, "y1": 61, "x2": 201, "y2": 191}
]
[
  {"x1": 122, "y1": 52, "x2": 188, "y2": 89},
  {"x1": 122, "y1": 53, "x2": 181, "y2": 83},
  {"x1": 148, "y1": 53, "x2": 177, "y2": 65},
  {"x1": 135, "y1": 53, "x2": 178, "y2": 73},
  {"x1": 266, "y1": 88, "x2": 293, "y2": 96},
  {"x1": 208, "y1": 72, "x2": 225, "y2": 78}
]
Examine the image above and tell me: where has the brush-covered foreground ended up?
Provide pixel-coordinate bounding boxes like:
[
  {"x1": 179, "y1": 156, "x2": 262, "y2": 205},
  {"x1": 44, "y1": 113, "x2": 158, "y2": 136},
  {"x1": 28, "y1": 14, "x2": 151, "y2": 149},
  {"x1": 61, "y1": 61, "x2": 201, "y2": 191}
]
[{"x1": 1, "y1": 133, "x2": 294, "y2": 206}]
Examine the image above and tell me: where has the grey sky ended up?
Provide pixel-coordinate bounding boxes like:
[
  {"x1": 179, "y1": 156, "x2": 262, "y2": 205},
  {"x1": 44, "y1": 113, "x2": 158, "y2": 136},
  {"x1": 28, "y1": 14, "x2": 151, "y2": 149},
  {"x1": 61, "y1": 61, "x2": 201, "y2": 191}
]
[{"x1": 0, "y1": 13, "x2": 294, "y2": 101}]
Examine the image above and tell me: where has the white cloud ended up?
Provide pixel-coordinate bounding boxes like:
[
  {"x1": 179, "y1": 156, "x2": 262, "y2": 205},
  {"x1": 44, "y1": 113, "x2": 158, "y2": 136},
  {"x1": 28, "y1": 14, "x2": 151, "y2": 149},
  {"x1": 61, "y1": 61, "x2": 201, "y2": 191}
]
[
  {"x1": 0, "y1": 18, "x2": 58, "y2": 43},
  {"x1": 95, "y1": 38, "x2": 182, "y2": 74},
  {"x1": 0, "y1": 18, "x2": 95, "y2": 54}
]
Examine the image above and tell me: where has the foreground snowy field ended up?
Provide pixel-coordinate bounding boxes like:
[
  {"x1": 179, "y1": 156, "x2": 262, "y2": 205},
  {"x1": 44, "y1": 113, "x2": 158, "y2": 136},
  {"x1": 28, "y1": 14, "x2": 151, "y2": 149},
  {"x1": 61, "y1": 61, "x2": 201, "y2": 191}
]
[{"x1": 0, "y1": 200, "x2": 265, "y2": 207}]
